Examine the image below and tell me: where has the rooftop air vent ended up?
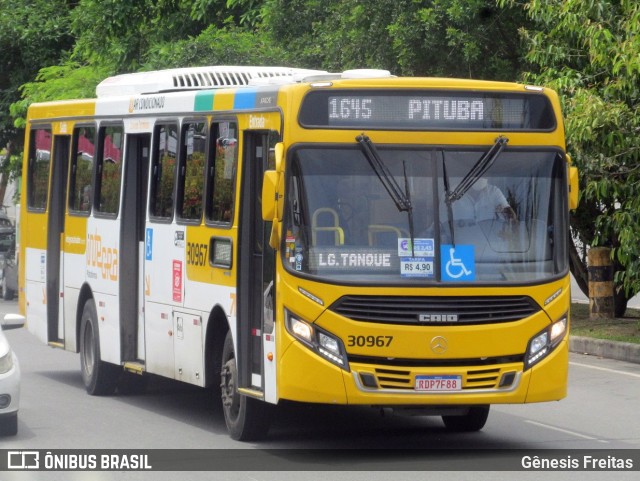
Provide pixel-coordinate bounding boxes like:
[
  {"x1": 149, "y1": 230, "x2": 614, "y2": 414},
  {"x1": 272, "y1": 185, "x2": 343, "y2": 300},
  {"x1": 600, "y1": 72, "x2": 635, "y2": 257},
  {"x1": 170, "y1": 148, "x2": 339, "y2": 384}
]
[{"x1": 96, "y1": 66, "x2": 328, "y2": 97}]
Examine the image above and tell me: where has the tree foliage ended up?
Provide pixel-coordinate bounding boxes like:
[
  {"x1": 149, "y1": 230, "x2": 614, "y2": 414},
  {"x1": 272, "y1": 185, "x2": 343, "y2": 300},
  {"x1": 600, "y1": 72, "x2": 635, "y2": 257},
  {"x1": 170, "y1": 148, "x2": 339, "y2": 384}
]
[
  {"x1": 142, "y1": 25, "x2": 288, "y2": 70},
  {"x1": 70, "y1": 0, "x2": 232, "y2": 73},
  {"x1": 0, "y1": 0, "x2": 75, "y2": 147},
  {"x1": 501, "y1": 0, "x2": 640, "y2": 309},
  {"x1": 262, "y1": 0, "x2": 527, "y2": 79}
]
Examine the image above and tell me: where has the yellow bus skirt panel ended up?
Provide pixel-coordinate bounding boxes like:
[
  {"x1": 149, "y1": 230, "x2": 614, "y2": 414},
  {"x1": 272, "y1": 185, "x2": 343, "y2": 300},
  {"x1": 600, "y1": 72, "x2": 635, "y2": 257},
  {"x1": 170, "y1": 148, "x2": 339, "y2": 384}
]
[
  {"x1": 278, "y1": 340, "x2": 349, "y2": 404},
  {"x1": 525, "y1": 339, "x2": 569, "y2": 403}
]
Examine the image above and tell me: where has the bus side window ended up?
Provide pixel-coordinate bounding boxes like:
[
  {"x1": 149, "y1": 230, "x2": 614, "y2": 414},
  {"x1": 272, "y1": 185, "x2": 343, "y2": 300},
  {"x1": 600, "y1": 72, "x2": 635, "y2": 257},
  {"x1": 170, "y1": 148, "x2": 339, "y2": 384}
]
[
  {"x1": 150, "y1": 123, "x2": 178, "y2": 221},
  {"x1": 177, "y1": 121, "x2": 206, "y2": 222},
  {"x1": 206, "y1": 121, "x2": 238, "y2": 224},
  {"x1": 69, "y1": 125, "x2": 96, "y2": 214},
  {"x1": 94, "y1": 125, "x2": 124, "y2": 216},
  {"x1": 27, "y1": 128, "x2": 53, "y2": 211}
]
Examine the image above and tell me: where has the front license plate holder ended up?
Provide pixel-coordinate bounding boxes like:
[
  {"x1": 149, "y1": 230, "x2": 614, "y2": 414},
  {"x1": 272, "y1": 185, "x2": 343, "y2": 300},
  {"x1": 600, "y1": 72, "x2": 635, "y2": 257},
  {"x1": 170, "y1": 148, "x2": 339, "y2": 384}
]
[{"x1": 415, "y1": 375, "x2": 462, "y2": 392}]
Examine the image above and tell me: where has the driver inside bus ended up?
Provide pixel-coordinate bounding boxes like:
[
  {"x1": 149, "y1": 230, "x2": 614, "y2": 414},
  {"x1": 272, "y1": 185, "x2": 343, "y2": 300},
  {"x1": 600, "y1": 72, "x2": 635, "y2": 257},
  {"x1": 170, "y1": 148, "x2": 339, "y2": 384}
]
[{"x1": 443, "y1": 177, "x2": 516, "y2": 225}]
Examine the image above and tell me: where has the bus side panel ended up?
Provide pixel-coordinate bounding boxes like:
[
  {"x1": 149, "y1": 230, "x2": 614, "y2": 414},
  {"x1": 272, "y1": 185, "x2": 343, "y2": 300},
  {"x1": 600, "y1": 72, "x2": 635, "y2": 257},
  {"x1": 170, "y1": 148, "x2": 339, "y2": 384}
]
[
  {"x1": 143, "y1": 222, "x2": 184, "y2": 379},
  {"x1": 20, "y1": 123, "x2": 49, "y2": 344},
  {"x1": 173, "y1": 308, "x2": 204, "y2": 386},
  {"x1": 93, "y1": 292, "x2": 121, "y2": 365},
  {"x1": 62, "y1": 286, "x2": 80, "y2": 351},
  {"x1": 144, "y1": 301, "x2": 175, "y2": 379},
  {"x1": 63, "y1": 215, "x2": 90, "y2": 353},
  {"x1": 144, "y1": 224, "x2": 184, "y2": 306},
  {"x1": 86, "y1": 216, "x2": 122, "y2": 365},
  {"x1": 184, "y1": 224, "x2": 238, "y2": 387},
  {"x1": 24, "y1": 248, "x2": 48, "y2": 344}
]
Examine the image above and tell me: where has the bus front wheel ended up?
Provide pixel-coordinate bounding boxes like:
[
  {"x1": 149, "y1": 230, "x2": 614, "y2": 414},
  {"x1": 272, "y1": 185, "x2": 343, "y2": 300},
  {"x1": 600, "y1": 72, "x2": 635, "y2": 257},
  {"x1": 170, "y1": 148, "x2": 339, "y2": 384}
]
[
  {"x1": 442, "y1": 405, "x2": 490, "y2": 432},
  {"x1": 220, "y1": 331, "x2": 271, "y2": 441},
  {"x1": 79, "y1": 299, "x2": 120, "y2": 395}
]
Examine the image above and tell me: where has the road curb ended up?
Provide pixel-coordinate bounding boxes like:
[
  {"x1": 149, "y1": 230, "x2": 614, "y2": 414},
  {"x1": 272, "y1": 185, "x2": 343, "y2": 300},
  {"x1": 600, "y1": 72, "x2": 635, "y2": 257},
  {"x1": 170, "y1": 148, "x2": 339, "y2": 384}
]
[{"x1": 569, "y1": 336, "x2": 640, "y2": 364}]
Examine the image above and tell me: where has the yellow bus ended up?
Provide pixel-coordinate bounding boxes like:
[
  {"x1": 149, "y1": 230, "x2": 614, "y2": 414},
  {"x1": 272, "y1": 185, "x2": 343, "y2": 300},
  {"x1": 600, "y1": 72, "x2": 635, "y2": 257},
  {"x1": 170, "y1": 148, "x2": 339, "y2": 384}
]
[{"x1": 20, "y1": 66, "x2": 578, "y2": 440}]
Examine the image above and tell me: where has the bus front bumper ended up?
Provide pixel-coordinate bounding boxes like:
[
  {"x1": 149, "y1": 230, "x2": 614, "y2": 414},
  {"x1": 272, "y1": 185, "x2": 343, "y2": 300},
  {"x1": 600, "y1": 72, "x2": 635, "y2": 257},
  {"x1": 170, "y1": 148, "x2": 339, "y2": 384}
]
[{"x1": 278, "y1": 337, "x2": 568, "y2": 406}]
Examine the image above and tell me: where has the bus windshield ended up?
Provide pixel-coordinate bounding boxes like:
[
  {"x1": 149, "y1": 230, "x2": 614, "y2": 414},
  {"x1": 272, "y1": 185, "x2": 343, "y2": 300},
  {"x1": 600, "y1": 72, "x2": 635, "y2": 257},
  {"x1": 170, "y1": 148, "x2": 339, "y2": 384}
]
[{"x1": 283, "y1": 145, "x2": 568, "y2": 284}]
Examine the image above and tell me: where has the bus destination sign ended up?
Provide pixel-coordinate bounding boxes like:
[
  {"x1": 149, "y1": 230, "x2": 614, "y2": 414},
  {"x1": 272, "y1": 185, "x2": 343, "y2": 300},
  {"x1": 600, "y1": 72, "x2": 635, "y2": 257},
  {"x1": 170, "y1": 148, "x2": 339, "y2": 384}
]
[{"x1": 299, "y1": 90, "x2": 555, "y2": 131}]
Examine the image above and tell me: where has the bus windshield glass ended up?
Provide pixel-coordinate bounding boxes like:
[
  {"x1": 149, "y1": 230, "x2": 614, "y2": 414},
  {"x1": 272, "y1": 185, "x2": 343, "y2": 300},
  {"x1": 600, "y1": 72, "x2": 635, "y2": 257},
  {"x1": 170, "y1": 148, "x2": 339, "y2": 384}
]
[{"x1": 283, "y1": 145, "x2": 568, "y2": 284}]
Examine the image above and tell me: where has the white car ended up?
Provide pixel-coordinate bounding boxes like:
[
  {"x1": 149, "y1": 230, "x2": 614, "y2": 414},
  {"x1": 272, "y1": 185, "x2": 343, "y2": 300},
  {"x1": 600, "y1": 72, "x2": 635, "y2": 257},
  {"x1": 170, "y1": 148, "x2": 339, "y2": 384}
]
[{"x1": 0, "y1": 314, "x2": 25, "y2": 436}]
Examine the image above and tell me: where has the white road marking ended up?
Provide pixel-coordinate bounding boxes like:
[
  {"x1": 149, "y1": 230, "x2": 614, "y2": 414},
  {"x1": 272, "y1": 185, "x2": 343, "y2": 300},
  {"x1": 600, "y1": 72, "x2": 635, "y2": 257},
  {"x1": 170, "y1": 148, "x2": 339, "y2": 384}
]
[
  {"x1": 570, "y1": 361, "x2": 640, "y2": 379},
  {"x1": 525, "y1": 420, "x2": 609, "y2": 443}
]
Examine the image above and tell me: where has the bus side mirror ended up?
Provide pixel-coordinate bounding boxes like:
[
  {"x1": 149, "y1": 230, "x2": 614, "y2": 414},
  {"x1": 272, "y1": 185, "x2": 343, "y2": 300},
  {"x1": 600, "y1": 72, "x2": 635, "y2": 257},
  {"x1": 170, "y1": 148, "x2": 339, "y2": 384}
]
[
  {"x1": 262, "y1": 170, "x2": 281, "y2": 222},
  {"x1": 262, "y1": 170, "x2": 279, "y2": 222},
  {"x1": 262, "y1": 170, "x2": 282, "y2": 249},
  {"x1": 569, "y1": 166, "x2": 579, "y2": 210},
  {"x1": 274, "y1": 142, "x2": 284, "y2": 172}
]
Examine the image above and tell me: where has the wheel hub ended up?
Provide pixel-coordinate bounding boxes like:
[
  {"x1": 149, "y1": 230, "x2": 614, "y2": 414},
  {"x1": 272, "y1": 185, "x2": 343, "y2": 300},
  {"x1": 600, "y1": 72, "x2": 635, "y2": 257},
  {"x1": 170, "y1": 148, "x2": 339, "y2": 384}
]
[{"x1": 220, "y1": 360, "x2": 238, "y2": 409}]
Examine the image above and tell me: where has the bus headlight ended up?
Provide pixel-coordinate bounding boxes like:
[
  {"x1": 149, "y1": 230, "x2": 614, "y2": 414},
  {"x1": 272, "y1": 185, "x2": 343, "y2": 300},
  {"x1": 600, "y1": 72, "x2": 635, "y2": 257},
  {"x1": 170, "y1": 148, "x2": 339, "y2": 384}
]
[
  {"x1": 525, "y1": 316, "x2": 568, "y2": 370},
  {"x1": 285, "y1": 310, "x2": 349, "y2": 371}
]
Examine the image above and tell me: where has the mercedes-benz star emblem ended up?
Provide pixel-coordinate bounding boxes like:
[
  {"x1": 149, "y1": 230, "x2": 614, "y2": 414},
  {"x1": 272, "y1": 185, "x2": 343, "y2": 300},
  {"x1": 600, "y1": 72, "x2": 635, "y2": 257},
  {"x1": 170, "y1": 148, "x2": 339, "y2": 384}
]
[{"x1": 430, "y1": 336, "x2": 448, "y2": 354}]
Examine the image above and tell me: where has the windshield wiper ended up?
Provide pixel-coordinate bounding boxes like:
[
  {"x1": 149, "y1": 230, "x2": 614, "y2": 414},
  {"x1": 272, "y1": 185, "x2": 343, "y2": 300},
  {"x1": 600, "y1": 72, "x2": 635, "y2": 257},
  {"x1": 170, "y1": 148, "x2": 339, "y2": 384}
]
[
  {"x1": 445, "y1": 135, "x2": 508, "y2": 204},
  {"x1": 356, "y1": 133, "x2": 416, "y2": 256},
  {"x1": 442, "y1": 155, "x2": 456, "y2": 246},
  {"x1": 442, "y1": 136, "x2": 508, "y2": 246}
]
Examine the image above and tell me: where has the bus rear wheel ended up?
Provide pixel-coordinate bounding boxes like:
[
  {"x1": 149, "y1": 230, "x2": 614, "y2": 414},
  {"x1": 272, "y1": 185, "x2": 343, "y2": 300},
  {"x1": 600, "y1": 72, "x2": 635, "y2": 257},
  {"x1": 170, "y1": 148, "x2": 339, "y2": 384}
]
[
  {"x1": 79, "y1": 299, "x2": 120, "y2": 395},
  {"x1": 442, "y1": 405, "x2": 490, "y2": 432},
  {"x1": 220, "y1": 331, "x2": 271, "y2": 441}
]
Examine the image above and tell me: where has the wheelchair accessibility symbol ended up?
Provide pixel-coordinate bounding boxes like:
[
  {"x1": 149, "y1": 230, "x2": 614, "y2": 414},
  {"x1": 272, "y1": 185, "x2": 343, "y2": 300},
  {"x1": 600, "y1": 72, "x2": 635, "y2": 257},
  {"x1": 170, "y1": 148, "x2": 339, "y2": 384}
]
[{"x1": 441, "y1": 244, "x2": 475, "y2": 281}]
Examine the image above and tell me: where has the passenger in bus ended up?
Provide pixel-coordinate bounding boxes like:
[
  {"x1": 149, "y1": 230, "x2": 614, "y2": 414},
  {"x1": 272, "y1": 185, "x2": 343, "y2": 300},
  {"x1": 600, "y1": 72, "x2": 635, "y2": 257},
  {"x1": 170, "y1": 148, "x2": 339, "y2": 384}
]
[
  {"x1": 81, "y1": 185, "x2": 91, "y2": 211},
  {"x1": 444, "y1": 178, "x2": 516, "y2": 225}
]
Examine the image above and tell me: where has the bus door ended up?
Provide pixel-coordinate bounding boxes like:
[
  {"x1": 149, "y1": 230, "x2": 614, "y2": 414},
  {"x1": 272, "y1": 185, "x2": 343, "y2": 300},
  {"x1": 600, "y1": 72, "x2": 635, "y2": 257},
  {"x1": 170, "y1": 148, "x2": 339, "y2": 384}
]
[
  {"x1": 47, "y1": 135, "x2": 70, "y2": 345},
  {"x1": 237, "y1": 131, "x2": 277, "y2": 398},
  {"x1": 120, "y1": 133, "x2": 151, "y2": 363}
]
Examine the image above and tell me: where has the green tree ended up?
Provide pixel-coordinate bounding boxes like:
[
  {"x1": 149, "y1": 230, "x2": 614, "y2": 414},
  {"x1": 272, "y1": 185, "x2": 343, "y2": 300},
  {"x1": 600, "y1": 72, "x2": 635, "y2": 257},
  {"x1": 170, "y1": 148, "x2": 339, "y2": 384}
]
[
  {"x1": 70, "y1": 0, "x2": 229, "y2": 74},
  {"x1": 142, "y1": 25, "x2": 288, "y2": 70},
  {"x1": 262, "y1": 0, "x2": 528, "y2": 79},
  {"x1": 0, "y1": 0, "x2": 75, "y2": 201},
  {"x1": 501, "y1": 0, "x2": 640, "y2": 314}
]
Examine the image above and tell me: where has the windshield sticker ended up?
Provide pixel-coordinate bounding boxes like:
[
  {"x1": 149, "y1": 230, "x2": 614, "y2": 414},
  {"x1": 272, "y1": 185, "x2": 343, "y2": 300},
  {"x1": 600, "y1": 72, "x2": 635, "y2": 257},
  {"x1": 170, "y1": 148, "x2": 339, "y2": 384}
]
[
  {"x1": 441, "y1": 244, "x2": 475, "y2": 281},
  {"x1": 295, "y1": 249, "x2": 303, "y2": 271},
  {"x1": 398, "y1": 238, "x2": 435, "y2": 257},
  {"x1": 145, "y1": 228, "x2": 153, "y2": 260},
  {"x1": 400, "y1": 257, "x2": 434, "y2": 278}
]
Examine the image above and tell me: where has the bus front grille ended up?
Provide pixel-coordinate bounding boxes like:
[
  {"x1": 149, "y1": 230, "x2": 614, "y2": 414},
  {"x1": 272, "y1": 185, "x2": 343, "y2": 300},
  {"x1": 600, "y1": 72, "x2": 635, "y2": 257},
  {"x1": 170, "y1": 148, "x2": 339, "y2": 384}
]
[
  {"x1": 352, "y1": 362, "x2": 522, "y2": 394},
  {"x1": 372, "y1": 367, "x2": 502, "y2": 390},
  {"x1": 330, "y1": 295, "x2": 540, "y2": 325}
]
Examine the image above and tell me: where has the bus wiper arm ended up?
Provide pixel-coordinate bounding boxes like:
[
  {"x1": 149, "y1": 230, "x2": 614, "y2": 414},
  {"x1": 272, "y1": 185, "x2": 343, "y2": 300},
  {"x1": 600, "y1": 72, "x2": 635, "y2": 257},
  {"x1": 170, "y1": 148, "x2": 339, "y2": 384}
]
[
  {"x1": 356, "y1": 133, "x2": 416, "y2": 256},
  {"x1": 442, "y1": 156, "x2": 456, "y2": 246},
  {"x1": 446, "y1": 135, "x2": 508, "y2": 204},
  {"x1": 356, "y1": 134, "x2": 412, "y2": 212}
]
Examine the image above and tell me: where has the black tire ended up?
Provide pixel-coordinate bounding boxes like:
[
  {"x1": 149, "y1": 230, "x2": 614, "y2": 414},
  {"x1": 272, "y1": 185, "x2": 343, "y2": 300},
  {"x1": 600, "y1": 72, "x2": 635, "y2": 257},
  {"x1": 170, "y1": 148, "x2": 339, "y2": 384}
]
[
  {"x1": 0, "y1": 412, "x2": 18, "y2": 436},
  {"x1": 79, "y1": 299, "x2": 120, "y2": 395},
  {"x1": 442, "y1": 405, "x2": 490, "y2": 432},
  {"x1": 220, "y1": 331, "x2": 271, "y2": 441}
]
